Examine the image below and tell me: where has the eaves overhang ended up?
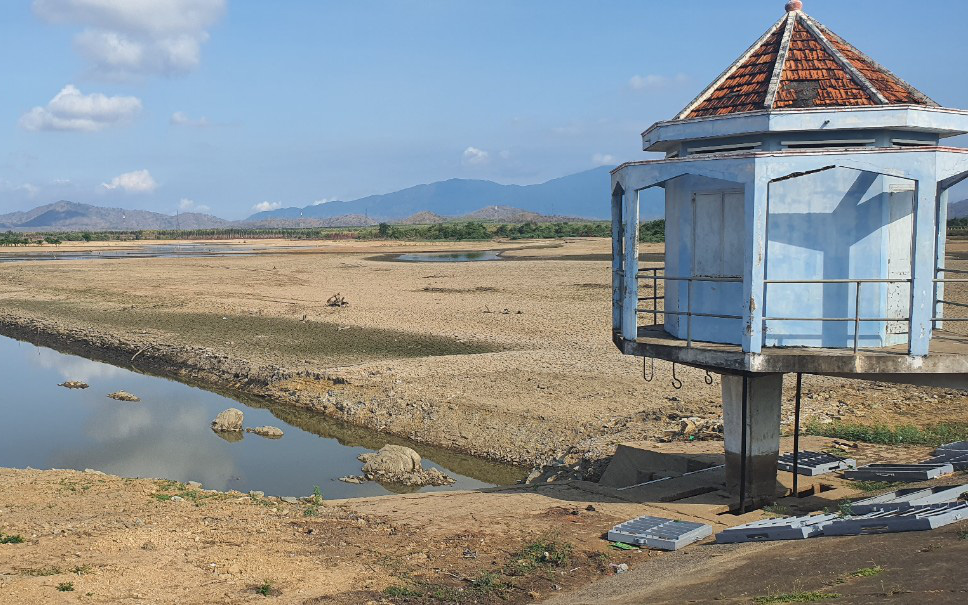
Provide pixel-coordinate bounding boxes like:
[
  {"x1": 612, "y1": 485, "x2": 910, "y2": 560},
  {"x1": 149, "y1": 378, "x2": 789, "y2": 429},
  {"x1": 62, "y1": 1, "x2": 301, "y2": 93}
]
[{"x1": 641, "y1": 106, "x2": 968, "y2": 152}]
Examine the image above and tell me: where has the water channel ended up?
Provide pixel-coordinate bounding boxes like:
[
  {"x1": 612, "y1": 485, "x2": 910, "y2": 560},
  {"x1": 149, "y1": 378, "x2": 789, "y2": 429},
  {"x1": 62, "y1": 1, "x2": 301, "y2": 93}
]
[{"x1": 0, "y1": 334, "x2": 523, "y2": 498}]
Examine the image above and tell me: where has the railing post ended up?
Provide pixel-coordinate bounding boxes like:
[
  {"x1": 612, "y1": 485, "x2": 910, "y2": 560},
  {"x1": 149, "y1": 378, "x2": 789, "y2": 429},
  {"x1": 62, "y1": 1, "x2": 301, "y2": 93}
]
[{"x1": 653, "y1": 269, "x2": 658, "y2": 326}]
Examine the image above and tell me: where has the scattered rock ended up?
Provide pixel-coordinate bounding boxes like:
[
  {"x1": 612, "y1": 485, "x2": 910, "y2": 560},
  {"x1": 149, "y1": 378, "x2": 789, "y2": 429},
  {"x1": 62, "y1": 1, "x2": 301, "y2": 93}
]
[
  {"x1": 326, "y1": 293, "x2": 349, "y2": 307},
  {"x1": 249, "y1": 491, "x2": 264, "y2": 499},
  {"x1": 660, "y1": 416, "x2": 723, "y2": 442},
  {"x1": 186, "y1": 481, "x2": 203, "y2": 490},
  {"x1": 211, "y1": 408, "x2": 244, "y2": 432},
  {"x1": 107, "y1": 391, "x2": 140, "y2": 402},
  {"x1": 611, "y1": 563, "x2": 629, "y2": 575},
  {"x1": 280, "y1": 496, "x2": 298, "y2": 504},
  {"x1": 245, "y1": 426, "x2": 284, "y2": 438},
  {"x1": 58, "y1": 381, "x2": 89, "y2": 389},
  {"x1": 339, "y1": 476, "x2": 365, "y2": 484},
  {"x1": 169, "y1": 495, "x2": 184, "y2": 502},
  {"x1": 354, "y1": 445, "x2": 456, "y2": 487}
]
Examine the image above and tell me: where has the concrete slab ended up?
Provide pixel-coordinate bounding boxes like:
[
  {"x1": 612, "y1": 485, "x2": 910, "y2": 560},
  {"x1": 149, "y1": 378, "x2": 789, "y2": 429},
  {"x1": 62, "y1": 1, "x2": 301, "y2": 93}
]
[{"x1": 607, "y1": 515, "x2": 713, "y2": 551}]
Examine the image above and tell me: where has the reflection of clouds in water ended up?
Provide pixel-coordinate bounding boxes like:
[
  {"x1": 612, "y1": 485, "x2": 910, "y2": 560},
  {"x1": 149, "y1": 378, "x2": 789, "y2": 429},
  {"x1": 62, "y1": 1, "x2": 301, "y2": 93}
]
[
  {"x1": 30, "y1": 347, "x2": 126, "y2": 383},
  {"x1": 50, "y1": 401, "x2": 238, "y2": 490}
]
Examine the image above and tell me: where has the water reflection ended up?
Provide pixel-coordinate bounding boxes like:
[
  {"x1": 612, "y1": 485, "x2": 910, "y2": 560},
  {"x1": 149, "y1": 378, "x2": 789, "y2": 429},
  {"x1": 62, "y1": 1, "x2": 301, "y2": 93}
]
[
  {"x1": 395, "y1": 251, "x2": 502, "y2": 263},
  {"x1": 0, "y1": 335, "x2": 523, "y2": 496}
]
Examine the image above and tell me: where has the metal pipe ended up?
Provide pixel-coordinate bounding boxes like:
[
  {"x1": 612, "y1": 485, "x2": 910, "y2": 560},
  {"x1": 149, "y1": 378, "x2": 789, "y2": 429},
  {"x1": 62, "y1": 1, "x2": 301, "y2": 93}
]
[
  {"x1": 739, "y1": 375, "x2": 749, "y2": 514},
  {"x1": 764, "y1": 278, "x2": 911, "y2": 284},
  {"x1": 792, "y1": 373, "x2": 802, "y2": 497},
  {"x1": 853, "y1": 281, "x2": 862, "y2": 354},
  {"x1": 763, "y1": 316, "x2": 899, "y2": 322},
  {"x1": 687, "y1": 279, "x2": 693, "y2": 348},
  {"x1": 636, "y1": 310, "x2": 742, "y2": 320}
]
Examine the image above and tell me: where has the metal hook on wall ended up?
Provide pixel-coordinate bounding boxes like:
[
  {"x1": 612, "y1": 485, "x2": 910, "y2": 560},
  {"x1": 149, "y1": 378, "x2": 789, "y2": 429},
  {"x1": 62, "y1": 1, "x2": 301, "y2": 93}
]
[
  {"x1": 643, "y1": 357, "x2": 655, "y2": 382},
  {"x1": 704, "y1": 370, "x2": 714, "y2": 385},
  {"x1": 671, "y1": 363, "x2": 683, "y2": 390}
]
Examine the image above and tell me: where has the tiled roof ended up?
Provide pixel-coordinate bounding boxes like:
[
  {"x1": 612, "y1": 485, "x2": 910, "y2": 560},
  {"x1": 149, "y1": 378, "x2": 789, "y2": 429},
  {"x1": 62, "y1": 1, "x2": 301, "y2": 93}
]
[{"x1": 677, "y1": 8, "x2": 937, "y2": 120}]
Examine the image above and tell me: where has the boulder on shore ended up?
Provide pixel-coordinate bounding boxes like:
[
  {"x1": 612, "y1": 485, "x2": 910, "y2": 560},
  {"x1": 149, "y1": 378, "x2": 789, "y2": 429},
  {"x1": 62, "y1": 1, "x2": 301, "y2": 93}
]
[
  {"x1": 245, "y1": 426, "x2": 284, "y2": 438},
  {"x1": 211, "y1": 408, "x2": 244, "y2": 432}
]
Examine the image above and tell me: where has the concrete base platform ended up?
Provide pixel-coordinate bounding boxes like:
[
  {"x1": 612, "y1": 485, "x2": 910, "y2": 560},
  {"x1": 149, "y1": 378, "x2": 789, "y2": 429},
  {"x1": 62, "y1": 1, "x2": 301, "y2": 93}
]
[{"x1": 619, "y1": 327, "x2": 968, "y2": 387}]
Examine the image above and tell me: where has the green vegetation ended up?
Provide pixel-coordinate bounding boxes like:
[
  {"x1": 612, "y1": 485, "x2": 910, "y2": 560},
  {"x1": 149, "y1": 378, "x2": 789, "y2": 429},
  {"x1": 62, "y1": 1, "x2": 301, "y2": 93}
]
[
  {"x1": 850, "y1": 481, "x2": 904, "y2": 493},
  {"x1": 56, "y1": 582, "x2": 75, "y2": 592},
  {"x1": 754, "y1": 590, "x2": 839, "y2": 604},
  {"x1": 256, "y1": 580, "x2": 276, "y2": 597},
  {"x1": 763, "y1": 504, "x2": 791, "y2": 517},
  {"x1": 381, "y1": 537, "x2": 574, "y2": 603},
  {"x1": 504, "y1": 537, "x2": 572, "y2": 576},
  {"x1": 0, "y1": 533, "x2": 25, "y2": 544},
  {"x1": 850, "y1": 566, "x2": 884, "y2": 578},
  {"x1": 1, "y1": 219, "x2": 665, "y2": 245},
  {"x1": 806, "y1": 421, "x2": 968, "y2": 447}
]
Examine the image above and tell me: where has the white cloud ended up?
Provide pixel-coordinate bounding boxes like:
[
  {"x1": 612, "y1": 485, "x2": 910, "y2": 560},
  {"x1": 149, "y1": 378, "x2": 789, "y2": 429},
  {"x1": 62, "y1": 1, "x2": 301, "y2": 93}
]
[
  {"x1": 462, "y1": 146, "x2": 490, "y2": 166},
  {"x1": 33, "y1": 0, "x2": 226, "y2": 78},
  {"x1": 592, "y1": 153, "x2": 616, "y2": 166},
  {"x1": 19, "y1": 84, "x2": 141, "y2": 132},
  {"x1": 170, "y1": 110, "x2": 210, "y2": 127},
  {"x1": 101, "y1": 169, "x2": 157, "y2": 193},
  {"x1": 178, "y1": 197, "x2": 210, "y2": 212},
  {"x1": 252, "y1": 201, "x2": 282, "y2": 212},
  {"x1": 311, "y1": 198, "x2": 335, "y2": 206},
  {"x1": 628, "y1": 73, "x2": 689, "y2": 92}
]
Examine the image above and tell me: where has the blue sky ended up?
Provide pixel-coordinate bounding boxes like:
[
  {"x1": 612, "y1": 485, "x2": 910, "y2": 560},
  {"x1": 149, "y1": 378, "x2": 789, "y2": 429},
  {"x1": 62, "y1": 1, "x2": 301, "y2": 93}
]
[{"x1": 1, "y1": 0, "x2": 967, "y2": 219}]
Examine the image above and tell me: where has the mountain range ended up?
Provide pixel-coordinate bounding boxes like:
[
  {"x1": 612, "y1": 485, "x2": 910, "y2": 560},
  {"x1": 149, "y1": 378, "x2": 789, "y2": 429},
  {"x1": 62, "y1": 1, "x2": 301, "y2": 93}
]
[
  {"x1": 248, "y1": 166, "x2": 615, "y2": 223},
  {"x1": 0, "y1": 166, "x2": 631, "y2": 232}
]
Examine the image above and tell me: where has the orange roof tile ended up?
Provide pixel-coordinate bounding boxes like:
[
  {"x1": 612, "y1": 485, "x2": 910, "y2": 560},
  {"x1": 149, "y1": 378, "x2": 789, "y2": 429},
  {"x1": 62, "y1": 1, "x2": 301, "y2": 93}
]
[{"x1": 677, "y1": 8, "x2": 936, "y2": 120}]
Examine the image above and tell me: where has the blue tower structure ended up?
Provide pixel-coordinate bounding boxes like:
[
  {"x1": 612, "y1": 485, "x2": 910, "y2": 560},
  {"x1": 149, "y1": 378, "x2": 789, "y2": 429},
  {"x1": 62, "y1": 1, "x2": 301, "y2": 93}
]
[{"x1": 610, "y1": 1, "x2": 968, "y2": 507}]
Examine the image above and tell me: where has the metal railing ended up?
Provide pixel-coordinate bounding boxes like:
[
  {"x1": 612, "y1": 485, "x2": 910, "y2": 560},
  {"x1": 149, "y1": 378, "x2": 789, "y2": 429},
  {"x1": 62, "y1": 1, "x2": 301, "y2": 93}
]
[
  {"x1": 761, "y1": 278, "x2": 912, "y2": 353},
  {"x1": 629, "y1": 263, "x2": 968, "y2": 354},
  {"x1": 636, "y1": 267, "x2": 742, "y2": 348}
]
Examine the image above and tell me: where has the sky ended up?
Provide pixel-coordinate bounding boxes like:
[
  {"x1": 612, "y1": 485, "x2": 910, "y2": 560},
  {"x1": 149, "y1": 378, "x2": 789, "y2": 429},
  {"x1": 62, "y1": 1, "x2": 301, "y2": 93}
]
[{"x1": 1, "y1": 0, "x2": 967, "y2": 220}]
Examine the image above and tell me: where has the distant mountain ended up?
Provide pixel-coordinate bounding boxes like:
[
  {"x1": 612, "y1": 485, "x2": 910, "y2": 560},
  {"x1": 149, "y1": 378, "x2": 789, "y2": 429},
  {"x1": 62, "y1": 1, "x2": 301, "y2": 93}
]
[
  {"x1": 950, "y1": 199, "x2": 968, "y2": 220},
  {"x1": 0, "y1": 201, "x2": 227, "y2": 232},
  {"x1": 245, "y1": 166, "x2": 617, "y2": 222}
]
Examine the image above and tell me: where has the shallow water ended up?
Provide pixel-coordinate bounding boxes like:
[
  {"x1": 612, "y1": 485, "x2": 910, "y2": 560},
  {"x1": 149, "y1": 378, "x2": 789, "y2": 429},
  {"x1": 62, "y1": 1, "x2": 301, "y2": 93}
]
[
  {"x1": 0, "y1": 335, "x2": 522, "y2": 497},
  {"x1": 0, "y1": 243, "x2": 311, "y2": 263},
  {"x1": 395, "y1": 251, "x2": 503, "y2": 262}
]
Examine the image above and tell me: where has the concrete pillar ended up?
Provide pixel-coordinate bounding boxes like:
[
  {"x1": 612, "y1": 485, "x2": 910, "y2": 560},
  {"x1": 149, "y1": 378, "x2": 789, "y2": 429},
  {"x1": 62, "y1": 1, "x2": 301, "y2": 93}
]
[{"x1": 722, "y1": 373, "x2": 783, "y2": 503}]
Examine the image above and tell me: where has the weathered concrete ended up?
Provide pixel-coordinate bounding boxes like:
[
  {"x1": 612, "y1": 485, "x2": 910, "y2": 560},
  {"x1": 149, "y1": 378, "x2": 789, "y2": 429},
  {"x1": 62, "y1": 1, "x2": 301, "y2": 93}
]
[{"x1": 722, "y1": 374, "x2": 783, "y2": 502}]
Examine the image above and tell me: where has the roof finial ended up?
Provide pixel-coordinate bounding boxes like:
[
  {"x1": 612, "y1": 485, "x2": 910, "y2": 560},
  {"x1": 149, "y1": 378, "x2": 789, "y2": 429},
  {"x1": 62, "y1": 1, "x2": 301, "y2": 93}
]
[{"x1": 785, "y1": 0, "x2": 803, "y2": 11}]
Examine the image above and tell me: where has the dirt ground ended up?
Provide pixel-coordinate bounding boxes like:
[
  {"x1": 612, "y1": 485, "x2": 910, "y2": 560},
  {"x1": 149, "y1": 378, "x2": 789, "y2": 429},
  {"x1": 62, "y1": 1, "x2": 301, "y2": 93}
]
[{"x1": 1, "y1": 238, "x2": 967, "y2": 471}]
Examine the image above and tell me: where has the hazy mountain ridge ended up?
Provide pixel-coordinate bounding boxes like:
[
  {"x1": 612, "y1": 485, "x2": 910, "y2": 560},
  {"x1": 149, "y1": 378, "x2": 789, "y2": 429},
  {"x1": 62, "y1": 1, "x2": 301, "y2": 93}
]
[
  {"x1": 0, "y1": 201, "x2": 228, "y2": 232},
  {"x1": 245, "y1": 166, "x2": 616, "y2": 222},
  {"x1": 1, "y1": 167, "x2": 625, "y2": 232}
]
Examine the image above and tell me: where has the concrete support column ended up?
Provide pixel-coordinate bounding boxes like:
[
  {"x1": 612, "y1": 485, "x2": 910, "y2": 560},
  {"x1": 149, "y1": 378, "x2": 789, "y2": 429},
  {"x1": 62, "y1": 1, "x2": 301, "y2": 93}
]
[
  {"x1": 621, "y1": 188, "x2": 640, "y2": 341},
  {"x1": 722, "y1": 373, "x2": 783, "y2": 503}
]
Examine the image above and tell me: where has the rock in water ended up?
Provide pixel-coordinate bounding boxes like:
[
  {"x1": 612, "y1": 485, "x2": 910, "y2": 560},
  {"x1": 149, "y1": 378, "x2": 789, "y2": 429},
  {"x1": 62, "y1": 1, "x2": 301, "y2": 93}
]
[
  {"x1": 59, "y1": 381, "x2": 89, "y2": 389},
  {"x1": 356, "y1": 445, "x2": 456, "y2": 487},
  {"x1": 359, "y1": 444, "x2": 422, "y2": 475},
  {"x1": 107, "y1": 391, "x2": 140, "y2": 402},
  {"x1": 245, "y1": 426, "x2": 284, "y2": 438},
  {"x1": 211, "y1": 408, "x2": 244, "y2": 432}
]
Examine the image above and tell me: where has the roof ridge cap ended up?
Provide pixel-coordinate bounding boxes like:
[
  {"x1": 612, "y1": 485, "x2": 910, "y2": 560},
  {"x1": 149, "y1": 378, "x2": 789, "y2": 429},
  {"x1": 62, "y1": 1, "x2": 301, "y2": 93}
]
[
  {"x1": 763, "y1": 11, "x2": 798, "y2": 109},
  {"x1": 797, "y1": 13, "x2": 889, "y2": 104},
  {"x1": 674, "y1": 13, "x2": 788, "y2": 120}
]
